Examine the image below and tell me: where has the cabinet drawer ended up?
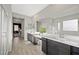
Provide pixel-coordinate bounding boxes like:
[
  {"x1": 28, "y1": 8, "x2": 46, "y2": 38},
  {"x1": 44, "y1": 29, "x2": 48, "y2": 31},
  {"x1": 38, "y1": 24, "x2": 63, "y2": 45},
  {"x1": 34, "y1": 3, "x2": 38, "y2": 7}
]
[
  {"x1": 42, "y1": 46, "x2": 47, "y2": 53},
  {"x1": 47, "y1": 39, "x2": 58, "y2": 46},
  {"x1": 42, "y1": 38, "x2": 47, "y2": 54},
  {"x1": 47, "y1": 43, "x2": 59, "y2": 55}
]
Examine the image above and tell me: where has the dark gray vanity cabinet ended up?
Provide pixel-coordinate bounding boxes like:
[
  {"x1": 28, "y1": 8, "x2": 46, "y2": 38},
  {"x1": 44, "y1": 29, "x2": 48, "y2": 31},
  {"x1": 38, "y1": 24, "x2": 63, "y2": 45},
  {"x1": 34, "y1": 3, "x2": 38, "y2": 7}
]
[
  {"x1": 70, "y1": 46, "x2": 79, "y2": 55},
  {"x1": 42, "y1": 38, "x2": 47, "y2": 54},
  {"x1": 27, "y1": 33, "x2": 32, "y2": 42},
  {"x1": 47, "y1": 39, "x2": 70, "y2": 55},
  {"x1": 42, "y1": 38, "x2": 71, "y2": 55},
  {"x1": 58, "y1": 42, "x2": 70, "y2": 55},
  {"x1": 47, "y1": 39, "x2": 59, "y2": 55},
  {"x1": 27, "y1": 33, "x2": 37, "y2": 45},
  {"x1": 27, "y1": 33, "x2": 30, "y2": 41}
]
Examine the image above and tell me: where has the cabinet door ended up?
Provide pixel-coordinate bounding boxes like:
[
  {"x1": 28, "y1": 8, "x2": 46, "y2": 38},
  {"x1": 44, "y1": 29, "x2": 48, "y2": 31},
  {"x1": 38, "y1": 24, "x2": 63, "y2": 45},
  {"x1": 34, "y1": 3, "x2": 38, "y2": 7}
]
[
  {"x1": 27, "y1": 33, "x2": 32, "y2": 42},
  {"x1": 42, "y1": 38, "x2": 47, "y2": 54},
  {"x1": 47, "y1": 39, "x2": 59, "y2": 55},
  {"x1": 29, "y1": 34, "x2": 32, "y2": 42},
  {"x1": 58, "y1": 43, "x2": 70, "y2": 55},
  {"x1": 47, "y1": 39, "x2": 70, "y2": 55},
  {"x1": 71, "y1": 46, "x2": 79, "y2": 55}
]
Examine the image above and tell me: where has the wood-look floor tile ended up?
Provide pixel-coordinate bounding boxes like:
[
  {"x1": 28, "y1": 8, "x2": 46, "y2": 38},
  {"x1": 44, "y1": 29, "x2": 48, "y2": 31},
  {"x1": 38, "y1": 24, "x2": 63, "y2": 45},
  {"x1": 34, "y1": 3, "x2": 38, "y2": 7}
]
[{"x1": 9, "y1": 37, "x2": 44, "y2": 55}]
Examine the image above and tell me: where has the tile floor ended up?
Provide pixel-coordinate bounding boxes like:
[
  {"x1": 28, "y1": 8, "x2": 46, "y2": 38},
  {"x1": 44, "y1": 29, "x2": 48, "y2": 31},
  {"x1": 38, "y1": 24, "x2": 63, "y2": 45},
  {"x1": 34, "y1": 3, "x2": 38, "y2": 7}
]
[{"x1": 9, "y1": 37, "x2": 44, "y2": 55}]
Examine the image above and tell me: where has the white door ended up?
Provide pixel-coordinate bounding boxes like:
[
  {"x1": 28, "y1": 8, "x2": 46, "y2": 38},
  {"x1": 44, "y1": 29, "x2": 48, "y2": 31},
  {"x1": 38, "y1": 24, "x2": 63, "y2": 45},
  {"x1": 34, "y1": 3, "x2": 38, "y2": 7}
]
[{"x1": 2, "y1": 8, "x2": 8, "y2": 55}]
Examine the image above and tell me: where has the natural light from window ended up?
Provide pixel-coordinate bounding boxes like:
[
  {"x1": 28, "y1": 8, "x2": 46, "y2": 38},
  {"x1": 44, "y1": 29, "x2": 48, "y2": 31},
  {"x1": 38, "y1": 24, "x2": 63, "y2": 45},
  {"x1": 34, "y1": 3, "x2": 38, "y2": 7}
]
[
  {"x1": 63, "y1": 19, "x2": 78, "y2": 31},
  {"x1": 14, "y1": 25, "x2": 19, "y2": 31}
]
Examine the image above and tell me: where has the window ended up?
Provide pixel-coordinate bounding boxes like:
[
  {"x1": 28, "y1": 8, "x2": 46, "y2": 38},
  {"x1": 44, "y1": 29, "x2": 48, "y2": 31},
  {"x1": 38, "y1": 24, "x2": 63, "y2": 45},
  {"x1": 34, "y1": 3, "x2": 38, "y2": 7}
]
[
  {"x1": 63, "y1": 19, "x2": 78, "y2": 31},
  {"x1": 14, "y1": 25, "x2": 19, "y2": 31},
  {"x1": 58, "y1": 22, "x2": 60, "y2": 31}
]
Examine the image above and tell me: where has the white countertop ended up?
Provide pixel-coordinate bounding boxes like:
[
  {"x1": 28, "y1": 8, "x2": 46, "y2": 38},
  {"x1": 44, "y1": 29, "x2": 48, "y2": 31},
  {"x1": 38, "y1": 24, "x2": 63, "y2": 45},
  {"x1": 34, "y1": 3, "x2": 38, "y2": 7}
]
[
  {"x1": 27, "y1": 32, "x2": 79, "y2": 48},
  {"x1": 42, "y1": 34, "x2": 79, "y2": 48}
]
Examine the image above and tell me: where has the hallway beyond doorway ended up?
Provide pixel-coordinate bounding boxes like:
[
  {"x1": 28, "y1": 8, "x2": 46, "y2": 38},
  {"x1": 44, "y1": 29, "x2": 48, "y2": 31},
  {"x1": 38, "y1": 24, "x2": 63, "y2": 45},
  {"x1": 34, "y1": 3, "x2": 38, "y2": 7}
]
[
  {"x1": 13, "y1": 23, "x2": 22, "y2": 37},
  {"x1": 9, "y1": 37, "x2": 44, "y2": 55}
]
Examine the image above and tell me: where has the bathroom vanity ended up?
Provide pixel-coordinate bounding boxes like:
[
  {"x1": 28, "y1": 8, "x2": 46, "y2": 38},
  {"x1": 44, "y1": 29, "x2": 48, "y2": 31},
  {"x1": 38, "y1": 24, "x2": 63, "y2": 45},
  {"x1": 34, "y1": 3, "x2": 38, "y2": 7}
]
[
  {"x1": 27, "y1": 32, "x2": 79, "y2": 55},
  {"x1": 27, "y1": 32, "x2": 42, "y2": 45},
  {"x1": 42, "y1": 37, "x2": 79, "y2": 55}
]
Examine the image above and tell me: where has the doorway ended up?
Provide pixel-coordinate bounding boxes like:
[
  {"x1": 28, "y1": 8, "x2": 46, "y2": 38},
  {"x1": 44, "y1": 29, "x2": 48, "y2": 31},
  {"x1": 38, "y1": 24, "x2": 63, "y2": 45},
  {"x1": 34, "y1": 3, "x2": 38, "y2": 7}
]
[
  {"x1": 11, "y1": 18, "x2": 24, "y2": 53},
  {"x1": 13, "y1": 23, "x2": 22, "y2": 37}
]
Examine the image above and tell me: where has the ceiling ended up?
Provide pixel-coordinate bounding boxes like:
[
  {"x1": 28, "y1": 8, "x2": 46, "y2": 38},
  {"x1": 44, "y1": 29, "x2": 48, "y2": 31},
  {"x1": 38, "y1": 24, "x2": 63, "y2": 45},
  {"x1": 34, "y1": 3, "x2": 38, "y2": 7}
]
[
  {"x1": 36, "y1": 4, "x2": 79, "y2": 19},
  {"x1": 12, "y1": 4, "x2": 49, "y2": 17}
]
